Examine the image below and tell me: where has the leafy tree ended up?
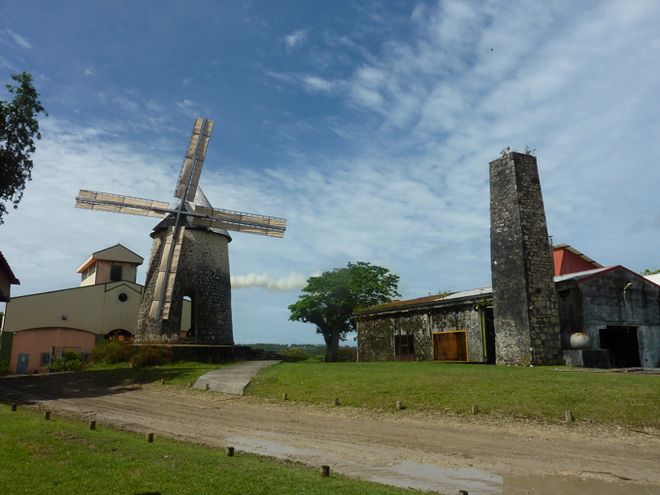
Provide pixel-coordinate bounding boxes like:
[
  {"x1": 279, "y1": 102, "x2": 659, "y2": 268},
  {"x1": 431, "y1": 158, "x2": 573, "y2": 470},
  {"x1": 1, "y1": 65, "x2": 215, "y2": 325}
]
[
  {"x1": 0, "y1": 72, "x2": 46, "y2": 224},
  {"x1": 642, "y1": 268, "x2": 660, "y2": 276},
  {"x1": 289, "y1": 262, "x2": 400, "y2": 362}
]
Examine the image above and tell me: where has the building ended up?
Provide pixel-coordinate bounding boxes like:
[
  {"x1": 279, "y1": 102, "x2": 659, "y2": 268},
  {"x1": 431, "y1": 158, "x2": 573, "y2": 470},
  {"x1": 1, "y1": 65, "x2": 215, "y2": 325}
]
[
  {"x1": 356, "y1": 246, "x2": 660, "y2": 368},
  {"x1": 0, "y1": 250, "x2": 20, "y2": 303},
  {"x1": 1, "y1": 244, "x2": 190, "y2": 374}
]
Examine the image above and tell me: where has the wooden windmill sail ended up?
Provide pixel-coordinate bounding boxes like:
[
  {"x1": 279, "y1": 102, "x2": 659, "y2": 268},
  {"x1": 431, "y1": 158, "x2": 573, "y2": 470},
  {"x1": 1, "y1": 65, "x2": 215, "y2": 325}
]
[{"x1": 76, "y1": 118, "x2": 286, "y2": 326}]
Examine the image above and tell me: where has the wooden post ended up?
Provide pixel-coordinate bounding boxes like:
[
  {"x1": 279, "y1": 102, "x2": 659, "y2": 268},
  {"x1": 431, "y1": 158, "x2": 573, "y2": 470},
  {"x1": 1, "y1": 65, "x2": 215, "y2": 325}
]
[
  {"x1": 146, "y1": 432, "x2": 154, "y2": 443},
  {"x1": 226, "y1": 446, "x2": 235, "y2": 457},
  {"x1": 321, "y1": 465, "x2": 330, "y2": 477},
  {"x1": 10, "y1": 403, "x2": 17, "y2": 412},
  {"x1": 205, "y1": 383, "x2": 210, "y2": 391},
  {"x1": 44, "y1": 411, "x2": 51, "y2": 420},
  {"x1": 188, "y1": 381, "x2": 193, "y2": 388},
  {"x1": 565, "y1": 410, "x2": 574, "y2": 422},
  {"x1": 160, "y1": 378, "x2": 165, "y2": 385},
  {"x1": 282, "y1": 392, "x2": 288, "y2": 401},
  {"x1": 396, "y1": 400, "x2": 403, "y2": 411},
  {"x1": 89, "y1": 420, "x2": 96, "y2": 431},
  {"x1": 471, "y1": 404, "x2": 479, "y2": 415},
  {"x1": 333, "y1": 398, "x2": 340, "y2": 406},
  {"x1": 458, "y1": 490, "x2": 469, "y2": 495}
]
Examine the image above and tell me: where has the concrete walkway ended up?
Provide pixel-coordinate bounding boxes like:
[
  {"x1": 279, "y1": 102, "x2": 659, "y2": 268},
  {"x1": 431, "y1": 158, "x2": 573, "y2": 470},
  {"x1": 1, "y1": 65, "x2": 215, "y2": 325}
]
[{"x1": 193, "y1": 360, "x2": 280, "y2": 395}]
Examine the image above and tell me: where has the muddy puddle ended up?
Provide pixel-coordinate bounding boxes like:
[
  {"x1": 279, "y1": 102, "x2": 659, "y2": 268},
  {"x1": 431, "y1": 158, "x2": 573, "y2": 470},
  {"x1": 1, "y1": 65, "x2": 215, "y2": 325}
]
[{"x1": 225, "y1": 435, "x2": 658, "y2": 495}]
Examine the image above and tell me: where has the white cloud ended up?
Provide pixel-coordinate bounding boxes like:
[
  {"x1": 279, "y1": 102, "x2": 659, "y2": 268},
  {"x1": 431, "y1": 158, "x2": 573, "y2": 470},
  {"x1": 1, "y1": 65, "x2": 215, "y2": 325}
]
[
  {"x1": 2, "y1": 29, "x2": 32, "y2": 49},
  {"x1": 301, "y1": 75, "x2": 336, "y2": 92},
  {"x1": 84, "y1": 68, "x2": 95, "y2": 77},
  {"x1": 231, "y1": 273, "x2": 308, "y2": 291},
  {"x1": 285, "y1": 29, "x2": 307, "y2": 49}
]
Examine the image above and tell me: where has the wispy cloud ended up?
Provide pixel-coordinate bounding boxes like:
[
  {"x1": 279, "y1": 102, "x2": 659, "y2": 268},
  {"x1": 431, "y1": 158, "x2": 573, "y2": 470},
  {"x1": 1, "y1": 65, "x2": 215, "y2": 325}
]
[
  {"x1": 1, "y1": 29, "x2": 32, "y2": 49},
  {"x1": 84, "y1": 67, "x2": 95, "y2": 77},
  {"x1": 285, "y1": 29, "x2": 307, "y2": 49}
]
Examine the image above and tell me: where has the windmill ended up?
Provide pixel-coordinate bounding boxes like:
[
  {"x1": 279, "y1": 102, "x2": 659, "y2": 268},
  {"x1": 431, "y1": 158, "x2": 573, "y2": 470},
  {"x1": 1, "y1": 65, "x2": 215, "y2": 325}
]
[{"x1": 75, "y1": 118, "x2": 286, "y2": 344}]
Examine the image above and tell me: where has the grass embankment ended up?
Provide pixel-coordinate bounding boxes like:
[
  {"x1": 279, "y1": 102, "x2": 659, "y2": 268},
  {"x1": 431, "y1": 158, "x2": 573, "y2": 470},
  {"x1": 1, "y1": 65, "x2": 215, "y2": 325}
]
[
  {"x1": 83, "y1": 361, "x2": 226, "y2": 387},
  {"x1": 247, "y1": 362, "x2": 660, "y2": 428},
  {"x1": 0, "y1": 406, "x2": 427, "y2": 495}
]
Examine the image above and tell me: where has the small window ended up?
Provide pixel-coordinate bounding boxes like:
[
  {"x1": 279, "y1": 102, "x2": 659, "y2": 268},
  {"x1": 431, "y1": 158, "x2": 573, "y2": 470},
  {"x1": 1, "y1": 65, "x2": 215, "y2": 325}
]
[
  {"x1": 118, "y1": 292, "x2": 128, "y2": 302},
  {"x1": 40, "y1": 352, "x2": 51, "y2": 367},
  {"x1": 110, "y1": 264, "x2": 123, "y2": 282}
]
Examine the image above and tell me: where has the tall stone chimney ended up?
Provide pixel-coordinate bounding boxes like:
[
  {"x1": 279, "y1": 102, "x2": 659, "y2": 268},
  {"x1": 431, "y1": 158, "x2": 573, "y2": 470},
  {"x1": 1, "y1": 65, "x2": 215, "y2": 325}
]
[{"x1": 489, "y1": 151, "x2": 561, "y2": 365}]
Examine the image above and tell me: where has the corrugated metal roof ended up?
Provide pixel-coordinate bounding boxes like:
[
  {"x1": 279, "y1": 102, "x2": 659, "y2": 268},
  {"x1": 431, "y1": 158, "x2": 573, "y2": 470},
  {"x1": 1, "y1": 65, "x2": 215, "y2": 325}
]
[{"x1": 355, "y1": 266, "x2": 626, "y2": 317}]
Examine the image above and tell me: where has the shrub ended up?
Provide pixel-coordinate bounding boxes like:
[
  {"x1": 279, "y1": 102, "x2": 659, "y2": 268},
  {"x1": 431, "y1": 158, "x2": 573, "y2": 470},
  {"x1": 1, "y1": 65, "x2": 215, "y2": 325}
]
[
  {"x1": 50, "y1": 351, "x2": 84, "y2": 372},
  {"x1": 90, "y1": 340, "x2": 132, "y2": 364},
  {"x1": 130, "y1": 346, "x2": 173, "y2": 368},
  {"x1": 336, "y1": 346, "x2": 357, "y2": 362}
]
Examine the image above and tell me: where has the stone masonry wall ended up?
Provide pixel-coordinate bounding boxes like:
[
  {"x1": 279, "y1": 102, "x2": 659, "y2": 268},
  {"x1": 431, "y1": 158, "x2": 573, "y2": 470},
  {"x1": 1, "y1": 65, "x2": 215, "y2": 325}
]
[
  {"x1": 357, "y1": 303, "x2": 487, "y2": 362},
  {"x1": 136, "y1": 227, "x2": 233, "y2": 345},
  {"x1": 490, "y1": 152, "x2": 562, "y2": 365}
]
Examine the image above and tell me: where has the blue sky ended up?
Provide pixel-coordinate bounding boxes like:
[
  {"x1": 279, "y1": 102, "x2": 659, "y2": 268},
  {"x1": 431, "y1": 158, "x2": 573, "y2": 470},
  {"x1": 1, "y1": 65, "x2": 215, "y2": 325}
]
[{"x1": 1, "y1": 0, "x2": 659, "y2": 344}]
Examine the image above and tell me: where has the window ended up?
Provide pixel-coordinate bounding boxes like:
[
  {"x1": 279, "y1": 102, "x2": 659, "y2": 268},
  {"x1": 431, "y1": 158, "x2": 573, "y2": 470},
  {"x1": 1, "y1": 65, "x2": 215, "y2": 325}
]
[
  {"x1": 40, "y1": 352, "x2": 51, "y2": 367},
  {"x1": 110, "y1": 264, "x2": 123, "y2": 282}
]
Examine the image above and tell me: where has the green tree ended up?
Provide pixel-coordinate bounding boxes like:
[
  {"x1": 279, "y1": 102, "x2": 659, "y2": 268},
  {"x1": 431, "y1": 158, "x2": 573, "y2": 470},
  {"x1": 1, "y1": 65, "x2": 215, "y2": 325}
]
[
  {"x1": 289, "y1": 262, "x2": 400, "y2": 362},
  {"x1": 0, "y1": 72, "x2": 46, "y2": 224},
  {"x1": 642, "y1": 268, "x2": 660, "y2": 275}
]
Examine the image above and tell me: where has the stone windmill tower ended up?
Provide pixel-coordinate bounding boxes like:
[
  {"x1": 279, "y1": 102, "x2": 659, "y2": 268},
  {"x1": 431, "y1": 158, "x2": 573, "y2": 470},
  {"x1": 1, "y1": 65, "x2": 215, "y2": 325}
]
[{"x1": 75, "y1": 118, "x2": 287, "y2": 344}]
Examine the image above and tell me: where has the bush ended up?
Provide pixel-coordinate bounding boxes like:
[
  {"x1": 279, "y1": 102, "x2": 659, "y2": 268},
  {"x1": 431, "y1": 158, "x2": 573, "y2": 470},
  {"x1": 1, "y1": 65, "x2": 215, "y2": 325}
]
[
  {"x1": 0, "y1": 358, "x2": 9, "y2": 375},
  {"x1": 130, "y1": 346, "x2": 173, "y2": 368},
  {"x1": 50, "y1": 351, "x2": 84, "y2": 372},
  {"x1": 336, "y1": 346, "x2": 357, "y2": 362},
  {"x1": 90, "y1": 340, "x2": 132, "y2": 364}
]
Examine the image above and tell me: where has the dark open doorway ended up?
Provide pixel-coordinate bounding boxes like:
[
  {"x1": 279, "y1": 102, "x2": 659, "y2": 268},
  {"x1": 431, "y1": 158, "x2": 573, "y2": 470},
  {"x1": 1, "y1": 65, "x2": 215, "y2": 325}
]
[
  {"x1": 599, "y1": 326, "x2": 640, "y2": 367},
  {"x1": 483, "y1": 307, "x2": 496, "y2": 364}
]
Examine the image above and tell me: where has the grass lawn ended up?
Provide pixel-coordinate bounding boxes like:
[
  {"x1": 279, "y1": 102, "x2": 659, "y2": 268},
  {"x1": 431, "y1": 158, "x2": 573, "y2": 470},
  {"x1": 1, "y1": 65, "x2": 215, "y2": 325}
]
[
  {"x1": 82, "y1": 361, "x2": 227, "y2": 387},
  {"x1": 246, "y1": 361, "x2": 660, "y2": 428},
  {"x1": 0, "y1": 406, "x2": 428, "y2": 495}
]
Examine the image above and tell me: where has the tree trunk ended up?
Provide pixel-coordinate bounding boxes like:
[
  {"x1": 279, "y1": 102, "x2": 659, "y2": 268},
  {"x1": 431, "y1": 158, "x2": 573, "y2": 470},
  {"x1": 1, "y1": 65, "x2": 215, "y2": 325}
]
[{"x1": 324, "y1": 330, "x2": 341, "y2": 362}]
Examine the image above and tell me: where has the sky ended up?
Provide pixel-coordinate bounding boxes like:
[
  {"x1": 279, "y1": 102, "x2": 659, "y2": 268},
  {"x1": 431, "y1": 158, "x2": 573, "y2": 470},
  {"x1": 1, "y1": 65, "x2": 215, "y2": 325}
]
[{"x1": 1, "y1": 0, "x2": 659, "y2": 345}]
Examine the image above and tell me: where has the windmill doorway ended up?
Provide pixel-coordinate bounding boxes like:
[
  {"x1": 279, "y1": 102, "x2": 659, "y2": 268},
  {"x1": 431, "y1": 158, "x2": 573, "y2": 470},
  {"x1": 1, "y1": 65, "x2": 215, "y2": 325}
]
[{"x1": 599, "y1": 326, "x2": 641, "y2": 367}]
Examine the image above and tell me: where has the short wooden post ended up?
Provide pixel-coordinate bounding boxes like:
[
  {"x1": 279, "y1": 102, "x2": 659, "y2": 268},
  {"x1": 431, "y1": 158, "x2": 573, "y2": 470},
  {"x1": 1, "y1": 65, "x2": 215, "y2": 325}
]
[
  {"x1": 160, "y1": 378, "x2": 165, "y2": 385},
  {"x1": 458, "y1": 490, "x2": 469, "y2": 495},
  {"x1": 188, "y1": 381, "x2": 193, "y2": 388},
  {"x1": 282, "y1": 392, "x2": 288, "y2": 401},
  {"x1": 226, "y1": 446, "x2": 235, "y2": 457},
  {"x1": 44, "y1": 410, "x2": 51, "y2": 420},
  {"x1": 205, "y1": 383, "x2": 210, "y2": 391},
  {"x1": 10, "y1": 403, "x2": 17, "y2": 412},
  {"x1": 396, "y1": 400, "x2": 403, "y2": 411},
  {"x1": 89, "y1": 420, "x2": 96, "y2": 431},
  {"x1": 564, "y1": 410, "x2": 574, "y2": 422},
  {"x1": 333, "y1": 398, "x2": 340, "y2": 406},
  {"x1": 146, "y1": 432, "x2": 154, "y2": 443},
  {"x1": 321, "y1": 465, "x2": 330, "y2": 477},
  {"x1": 471, "y1": 404, "x2": 479, "y2": 415}
]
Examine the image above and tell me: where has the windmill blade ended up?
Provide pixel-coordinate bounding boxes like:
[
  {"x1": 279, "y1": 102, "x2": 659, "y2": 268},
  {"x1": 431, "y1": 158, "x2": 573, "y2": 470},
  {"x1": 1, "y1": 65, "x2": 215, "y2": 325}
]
[
  {"x1": 75, "y1": 190, "x2": 171, "y2": 218},
  {"x1": 193, "y1": 205, "x2": 287, "y2": 238},
  {"x1": 149, "y1": 226, "x2": 185, "y2": 320},
  {"x1": 174, "y1": 117, "x2": 214, "y2": 202}
]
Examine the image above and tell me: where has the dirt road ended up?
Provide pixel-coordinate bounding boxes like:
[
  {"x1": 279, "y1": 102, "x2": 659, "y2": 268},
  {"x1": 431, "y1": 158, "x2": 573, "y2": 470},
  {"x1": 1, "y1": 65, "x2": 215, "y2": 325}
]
[{"x1": 1, "y1": 373, "x2": 658, "y2": 495}]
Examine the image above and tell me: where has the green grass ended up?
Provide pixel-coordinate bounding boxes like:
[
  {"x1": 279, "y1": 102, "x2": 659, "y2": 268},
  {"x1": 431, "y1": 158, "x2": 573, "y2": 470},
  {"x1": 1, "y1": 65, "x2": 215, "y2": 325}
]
[
  {"x1": 0, "y1": 406, "x2": 428, "y2": 495},
  {"x1": 246, "y1": 362, "x2": 660, "y2": 428},
  {"x1": 83, "y1": 361, "x2": 228, "y2": 387}
]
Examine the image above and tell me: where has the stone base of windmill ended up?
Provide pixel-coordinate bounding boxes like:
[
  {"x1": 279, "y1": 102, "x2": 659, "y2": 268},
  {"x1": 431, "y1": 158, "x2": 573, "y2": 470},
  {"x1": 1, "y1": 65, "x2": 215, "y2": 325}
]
[{"x1": 135, "y1": 226, "x2": 234, "y2": 346}]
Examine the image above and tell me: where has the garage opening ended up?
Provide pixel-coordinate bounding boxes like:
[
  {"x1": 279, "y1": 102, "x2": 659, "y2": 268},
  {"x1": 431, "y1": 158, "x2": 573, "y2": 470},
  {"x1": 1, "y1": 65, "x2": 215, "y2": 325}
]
[
  {"x1": 433, "y1": 330, "x2": 468, "y2": 361},
  {"x1": 599, "y1": 326, "x2": 640, "y2": 367}
]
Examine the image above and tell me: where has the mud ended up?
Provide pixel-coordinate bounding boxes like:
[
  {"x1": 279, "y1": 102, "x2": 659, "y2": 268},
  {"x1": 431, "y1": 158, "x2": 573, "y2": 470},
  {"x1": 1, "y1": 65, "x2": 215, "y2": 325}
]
[{"x1": 1, "y1": 374, "x2": 658, "y2": 495}]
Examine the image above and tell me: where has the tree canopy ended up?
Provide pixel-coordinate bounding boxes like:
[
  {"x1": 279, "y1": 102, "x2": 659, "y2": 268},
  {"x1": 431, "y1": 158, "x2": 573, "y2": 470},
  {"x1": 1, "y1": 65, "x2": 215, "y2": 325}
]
[
  {"x1": 289, "y1": 261, "x2": 400, "y2": 362},
  {"x1": 0, "y1": 72, "x2": 46, "y2": 224}
]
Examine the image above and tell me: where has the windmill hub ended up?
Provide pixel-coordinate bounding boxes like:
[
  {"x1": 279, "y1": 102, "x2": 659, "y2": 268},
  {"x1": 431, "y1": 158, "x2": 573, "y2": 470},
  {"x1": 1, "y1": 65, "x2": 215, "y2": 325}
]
[{"x1": 75, "y1": 118, "x2": 287, "y2": 346}]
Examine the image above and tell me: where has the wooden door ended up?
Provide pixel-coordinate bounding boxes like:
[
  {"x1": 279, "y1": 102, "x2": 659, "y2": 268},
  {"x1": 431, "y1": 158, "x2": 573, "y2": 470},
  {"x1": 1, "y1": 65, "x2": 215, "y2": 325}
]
[{"x1": 433, "y1": 331, "x2": 468, "y2": 361}]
